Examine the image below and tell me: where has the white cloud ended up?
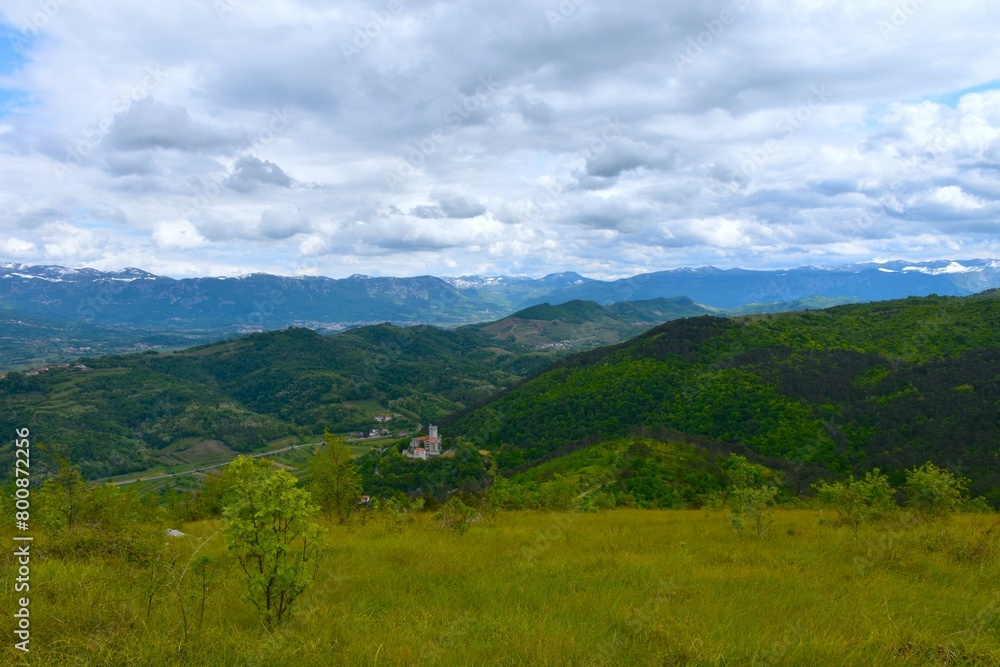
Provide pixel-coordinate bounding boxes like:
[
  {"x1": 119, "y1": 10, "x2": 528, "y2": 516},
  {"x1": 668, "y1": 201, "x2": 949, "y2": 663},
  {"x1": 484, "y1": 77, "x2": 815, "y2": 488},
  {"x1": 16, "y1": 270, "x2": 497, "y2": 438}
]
[
  {"x1": 0, "y1": 237, "x2": 36, "y2": 256},
  {"x1": 41, "y1": 223, "x2": 107, "y2": 261},
  {"x1": 152, "y1": 219, "x2": 208, "y2": 250},
  {"x1": 0, "y1": 0, "x2": 998, "y2": 277},
  {"x1": 930, "y1": 186, "x2": 983, "y2": 210}
]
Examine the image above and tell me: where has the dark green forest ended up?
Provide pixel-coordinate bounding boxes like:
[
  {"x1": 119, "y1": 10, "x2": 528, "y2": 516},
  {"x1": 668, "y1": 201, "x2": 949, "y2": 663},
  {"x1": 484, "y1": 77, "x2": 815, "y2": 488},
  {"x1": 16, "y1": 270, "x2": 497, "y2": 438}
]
[{"x1": 447, "y1": 292, "x2": 1000, "y2": 505}]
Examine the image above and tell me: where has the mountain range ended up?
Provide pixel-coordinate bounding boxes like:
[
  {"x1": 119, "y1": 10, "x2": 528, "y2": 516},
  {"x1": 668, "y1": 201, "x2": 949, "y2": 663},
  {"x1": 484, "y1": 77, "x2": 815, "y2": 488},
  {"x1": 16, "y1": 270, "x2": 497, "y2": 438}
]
[
  {"x1": 3, "y1": 259, "x2": 999, "y2": 328},
  {"x1": 3, "y1": 259, "x2": 1000, "y2": 368},
  {"x1": 518, "y1": 260, "x2": 1000, "y2": 309}
]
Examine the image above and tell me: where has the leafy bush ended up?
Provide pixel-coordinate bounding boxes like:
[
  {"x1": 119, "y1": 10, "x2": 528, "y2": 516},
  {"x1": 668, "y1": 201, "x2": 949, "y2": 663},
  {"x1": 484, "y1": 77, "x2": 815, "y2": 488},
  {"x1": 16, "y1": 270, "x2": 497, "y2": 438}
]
[
  {"x1": 725, "y1": 455, "x2": 778, "y2": 537},
  {"x1": 34, "y1": 460, "x2": 166, "y2": 562},
  {"x1": 359, "y1": 496, "x2": 415, "y2": 533},
  {"x1": 222, "y1": 456, "x2": 325, "y2": 625},
  {"x1": 904, "y1": 462, "x2": 968, "y2": 519},
  {"x1": 433, "y1": 496, "x2": 479, "y2": 534},
  {"x1": 815, "y1": 469, "x2": 896, "y2": 535}
]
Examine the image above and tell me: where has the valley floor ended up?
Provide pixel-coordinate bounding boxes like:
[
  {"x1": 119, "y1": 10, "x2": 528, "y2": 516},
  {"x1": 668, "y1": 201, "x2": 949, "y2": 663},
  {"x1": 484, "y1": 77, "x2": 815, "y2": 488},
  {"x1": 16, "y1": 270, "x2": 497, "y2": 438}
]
[{"x1": 3, "y1": 509, "x2": 999, "y2": 666}]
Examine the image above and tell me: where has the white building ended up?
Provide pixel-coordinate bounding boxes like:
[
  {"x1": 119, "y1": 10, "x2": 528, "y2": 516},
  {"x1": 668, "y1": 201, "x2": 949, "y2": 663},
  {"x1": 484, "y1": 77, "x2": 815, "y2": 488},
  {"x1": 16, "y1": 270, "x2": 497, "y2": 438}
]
[{"x1": 403, "y1": 424, "x2": 442, "y2": 460}]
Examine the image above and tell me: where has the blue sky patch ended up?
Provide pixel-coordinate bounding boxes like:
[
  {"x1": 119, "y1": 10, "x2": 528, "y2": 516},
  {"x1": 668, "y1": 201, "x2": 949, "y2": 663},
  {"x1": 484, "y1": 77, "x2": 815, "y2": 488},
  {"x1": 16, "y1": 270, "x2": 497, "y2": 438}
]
[
  {"x1": 924, "y1": 81, "x2": 1000, "y2": 108},
  {"x1": 0, "y1": 24, "x2": 30, "y2": 74},
  {"x1": 0, "y1": 24, "x2": 30, "y2": 113}
]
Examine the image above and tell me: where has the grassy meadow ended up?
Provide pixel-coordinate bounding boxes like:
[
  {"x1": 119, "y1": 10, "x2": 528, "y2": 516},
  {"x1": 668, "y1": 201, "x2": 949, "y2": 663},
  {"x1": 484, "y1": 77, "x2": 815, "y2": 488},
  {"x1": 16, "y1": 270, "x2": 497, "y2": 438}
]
[{"x1": 2, "y1": 509, "x2": 999, "y2": 666}]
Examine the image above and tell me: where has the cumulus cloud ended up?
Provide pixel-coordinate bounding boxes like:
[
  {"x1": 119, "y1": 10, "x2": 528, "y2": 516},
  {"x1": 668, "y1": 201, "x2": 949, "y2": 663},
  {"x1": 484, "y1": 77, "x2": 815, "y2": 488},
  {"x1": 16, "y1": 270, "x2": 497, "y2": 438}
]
[
  {"x1": 259, "y1": 207, "x2": 310, "y2": 239},
  {"x1": 585, "y1": 138, "x2": 674, "y2": 178},
  {"x1": 226, "y1": 156, "x2": 292, "y2": 192},
  {"x1": 931, "y1": 185, "x2": 984, "y2": 210},
  {"x1": 41, "y1": 223, "x2": 107, "y2": 261},
  {"x1": 516, "y1": 95, "x2": 554, "y2": 125},
  {"x1": 411, "y1": 195, "x2": 487, "y2": 219},
  {"x1": 105, "y1": 99, "x2": 246, "y2": 153},
  {"x1": 301, "y1": 210, "x2": 506, "y2": 257},
  {"x1": 0, "y1": 237, "x2": 36, "y2": 257},
  {"x1": 152, "y1": 220, "x2": 208, "y2": 250}
]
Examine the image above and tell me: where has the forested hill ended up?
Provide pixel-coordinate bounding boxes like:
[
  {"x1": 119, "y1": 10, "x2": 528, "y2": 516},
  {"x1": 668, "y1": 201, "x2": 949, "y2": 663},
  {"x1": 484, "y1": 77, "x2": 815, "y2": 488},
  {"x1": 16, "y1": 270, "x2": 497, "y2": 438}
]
[
  {"x1": 0, "y1": 325, "x2": 528, "y2": 479},
  {"x1": 458, "y1": 297, "x2": 710, "y2": 351},
  {"x1": 446, "y1": 291, "x2": 1000, "y2": 504},
  {"x1": 0, "y1": 298, "x2": 698, "y2": 479}
]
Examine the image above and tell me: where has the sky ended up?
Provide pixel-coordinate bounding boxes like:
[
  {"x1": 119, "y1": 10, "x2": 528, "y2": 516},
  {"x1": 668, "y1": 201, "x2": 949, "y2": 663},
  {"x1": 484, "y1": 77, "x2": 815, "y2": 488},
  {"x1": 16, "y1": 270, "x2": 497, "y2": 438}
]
[{"x1": 0, "y1": 0, "x2": 998, "y2": 279}]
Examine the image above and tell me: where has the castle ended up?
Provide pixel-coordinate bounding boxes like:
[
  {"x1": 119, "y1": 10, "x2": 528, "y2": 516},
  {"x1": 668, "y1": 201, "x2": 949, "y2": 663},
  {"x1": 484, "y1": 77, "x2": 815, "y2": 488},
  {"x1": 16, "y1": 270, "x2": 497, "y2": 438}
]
[{"x1": 403, "y1": 424, "x2": 442, "y2": 460}]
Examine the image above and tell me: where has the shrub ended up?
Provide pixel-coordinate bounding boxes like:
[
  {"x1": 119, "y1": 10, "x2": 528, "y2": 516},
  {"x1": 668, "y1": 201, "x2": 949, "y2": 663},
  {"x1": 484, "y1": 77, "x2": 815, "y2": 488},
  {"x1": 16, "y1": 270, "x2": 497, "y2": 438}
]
[
  {"x1": 729, "y1": 485, "x2": 779, "y2": 537},
  {"x1": 34, "y1": 460, "x2": 165, "y2": 562},
  {"x1": 814, "y1": 469, "x2": 896, "y2": 535},
  {"x1": 359, "y1": 496, "x2": 414, "y2": 533},
  {"x1": 222, "y1": 456, "x2": 325, "y2": 625},
  {"x1": 725, "y1": 455, "x2": 778, "y2": 538},
  {"x1": 904, "y1": 462, "x2": 968, "y2": 519},
  {"x1": 433, "y1": 496, "x2": 479, "y2": 535},
  {"x1": 539, "y1": 474, "x2": 580, "y2": 511}
]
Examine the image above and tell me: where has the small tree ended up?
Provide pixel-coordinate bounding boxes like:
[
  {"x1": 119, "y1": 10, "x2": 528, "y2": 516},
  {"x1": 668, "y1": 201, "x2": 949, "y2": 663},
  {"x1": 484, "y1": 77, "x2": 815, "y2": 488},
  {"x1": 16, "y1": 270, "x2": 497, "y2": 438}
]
[
  {"x1": 725, "y1": 455, "x2": 778, "y2": 538},
  {"x1": 482, "y1": 457, "x2": 508, "y2": 518},
  {"x1": 187, "y1": 553, "x2": 222, "y2": 628},
  {"x1": 904, "y1": 462, "x2": 968, "y2": 519},
  {"x1": 433, "y1": 495, "x2": 479, "y2": 534},
  {"x1": 223, "y1": 456, "x2": 324, "y2": 625},
  {"x1": 309, "y1": 430, "x2": 363, "y2": 523},
  {"x1": 540, "y1": 474, "x2": 579, "y2": 511},
  {"x1": 815, "y1": 469, "x2": 896, "y2": 535},
  {"x1": 34, "y1": 458, "x2": 164, "y2": 561},
  {"x1": 36, "y1": 457, "x2": 88, "y2": 530}
]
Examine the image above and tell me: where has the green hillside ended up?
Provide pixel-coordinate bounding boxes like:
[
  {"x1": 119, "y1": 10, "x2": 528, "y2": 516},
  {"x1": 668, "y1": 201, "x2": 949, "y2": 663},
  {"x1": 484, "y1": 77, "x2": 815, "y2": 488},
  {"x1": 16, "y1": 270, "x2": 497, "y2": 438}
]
[
  {"x1": 446, "y1": 291, "x2": 1000, "y2": 504},
  {"x1": 0, "y1": 326, "x2": 519, "y2": 479},
  {"x1": 502, "y1": 438, "x2": 781, "y2": 510},
  {"x1": 0, "y1": 298, "x2": 691, "y2": 480},
  {"x1": 459, "y1": 297, "x2": 710, "y2": 351}
]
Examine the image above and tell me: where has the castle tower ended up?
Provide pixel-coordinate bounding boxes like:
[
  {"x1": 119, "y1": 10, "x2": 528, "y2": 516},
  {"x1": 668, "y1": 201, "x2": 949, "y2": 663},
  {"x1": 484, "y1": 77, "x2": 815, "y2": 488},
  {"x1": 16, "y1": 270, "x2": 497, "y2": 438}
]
[{"x1": 426, "y1": 424, "x2": 440, "y2": 456}]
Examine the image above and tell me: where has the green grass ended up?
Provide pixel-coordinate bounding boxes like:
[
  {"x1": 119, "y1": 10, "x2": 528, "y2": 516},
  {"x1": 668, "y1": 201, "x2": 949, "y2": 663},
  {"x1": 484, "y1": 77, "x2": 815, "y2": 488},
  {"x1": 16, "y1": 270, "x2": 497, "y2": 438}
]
[
  {"x1": 2, "y1": 509, "x2": 998, "y2": 665},
  {"x1": 264, "y1": 436, "x2": 303, "y2": 451},
  {"x1": 157, "y1": 438, "x2": 204, "y2": 455}
]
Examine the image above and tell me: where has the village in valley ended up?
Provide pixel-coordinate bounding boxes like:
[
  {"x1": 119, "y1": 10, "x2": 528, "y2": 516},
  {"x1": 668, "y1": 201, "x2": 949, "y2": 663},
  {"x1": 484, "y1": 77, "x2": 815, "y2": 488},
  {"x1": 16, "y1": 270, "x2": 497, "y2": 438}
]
[
  {"x1": 351, "y1": 413, "x2": 407, "y2": 439},
  {"x1": 402, "y1": 424, "x2": 454, "y2": 460},
  {"x1": 350, "y1": 413, "x2": 453, "y2": 461}
]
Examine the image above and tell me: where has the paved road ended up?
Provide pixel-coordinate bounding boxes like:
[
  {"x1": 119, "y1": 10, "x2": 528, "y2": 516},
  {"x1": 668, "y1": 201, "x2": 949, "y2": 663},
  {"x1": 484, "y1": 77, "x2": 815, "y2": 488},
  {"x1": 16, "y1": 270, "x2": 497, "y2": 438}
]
[{"x1": 110, "y1": 441, "x2": 323, "y2": 486}]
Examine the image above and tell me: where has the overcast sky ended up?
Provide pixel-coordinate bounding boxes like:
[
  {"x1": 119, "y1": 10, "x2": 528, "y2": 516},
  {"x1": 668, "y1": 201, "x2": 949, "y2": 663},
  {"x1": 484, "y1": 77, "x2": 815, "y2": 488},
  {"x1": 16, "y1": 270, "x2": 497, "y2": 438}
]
[{"x1": 0, "y1": 0, "x2": 998, "y2": 279}]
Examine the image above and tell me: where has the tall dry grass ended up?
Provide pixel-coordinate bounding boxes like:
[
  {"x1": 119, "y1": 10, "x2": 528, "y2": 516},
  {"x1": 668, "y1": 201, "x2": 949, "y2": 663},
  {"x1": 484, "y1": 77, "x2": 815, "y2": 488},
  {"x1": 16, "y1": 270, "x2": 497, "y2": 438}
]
[{"x1": 1, "y1": 509, "x2": 998, "y2": 665}]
